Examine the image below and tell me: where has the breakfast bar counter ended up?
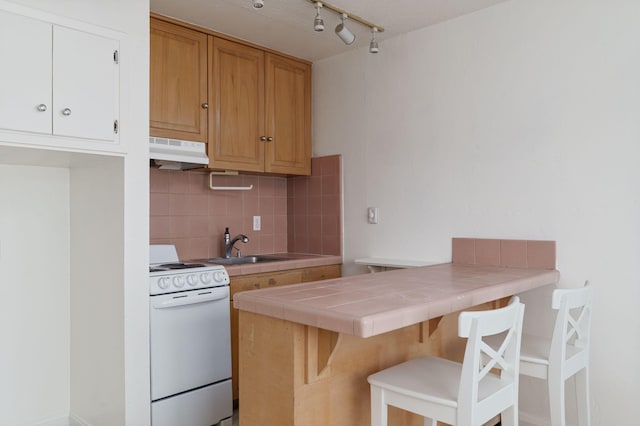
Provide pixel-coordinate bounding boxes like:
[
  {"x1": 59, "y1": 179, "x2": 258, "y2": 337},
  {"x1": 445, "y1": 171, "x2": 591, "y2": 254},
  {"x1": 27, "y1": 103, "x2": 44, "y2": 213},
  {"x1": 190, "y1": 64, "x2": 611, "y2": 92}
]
[
  {"x1": 234, "y1": 262, "x2": 559, "y2": 338},
  {"x1": 234, "y1": 238, "x2": 559, "y2": 426}
]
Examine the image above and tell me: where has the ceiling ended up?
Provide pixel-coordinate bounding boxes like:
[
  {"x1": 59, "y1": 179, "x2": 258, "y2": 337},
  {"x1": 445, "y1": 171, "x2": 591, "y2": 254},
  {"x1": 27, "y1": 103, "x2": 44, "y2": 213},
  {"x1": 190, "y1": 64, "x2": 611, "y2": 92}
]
[{"x1": 150, "y1": 0, "x2": 509, "y2": 62}]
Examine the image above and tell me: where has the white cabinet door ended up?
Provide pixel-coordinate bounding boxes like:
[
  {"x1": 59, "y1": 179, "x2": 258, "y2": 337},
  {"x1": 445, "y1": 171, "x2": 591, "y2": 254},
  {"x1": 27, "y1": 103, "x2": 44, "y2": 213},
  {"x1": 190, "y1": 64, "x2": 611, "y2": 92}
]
[
  {"x1": 0, "y1": 10, "x2": 52, "y2": 134},
  {"x1": 53, "y1": 26, "x2": 119, "y2": 142}
]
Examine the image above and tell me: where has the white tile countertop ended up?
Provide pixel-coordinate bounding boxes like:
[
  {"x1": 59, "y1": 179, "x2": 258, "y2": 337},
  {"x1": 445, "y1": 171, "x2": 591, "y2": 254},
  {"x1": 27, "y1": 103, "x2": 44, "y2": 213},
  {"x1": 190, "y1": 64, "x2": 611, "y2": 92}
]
[{"x1": 233, "y1": 262, "x2": 559, "y2": 338}]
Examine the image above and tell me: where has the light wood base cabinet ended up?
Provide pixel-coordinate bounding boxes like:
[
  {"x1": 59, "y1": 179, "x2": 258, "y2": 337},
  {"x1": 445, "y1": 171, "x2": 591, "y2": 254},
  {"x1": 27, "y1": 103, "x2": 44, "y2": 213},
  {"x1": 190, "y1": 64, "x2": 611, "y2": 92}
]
[
  {"x1": 230, "y1": 264, "x2": 341, "y2": 400},
  {"x1": 238, "y1": 299, "x2": 505, "y2": 426}
]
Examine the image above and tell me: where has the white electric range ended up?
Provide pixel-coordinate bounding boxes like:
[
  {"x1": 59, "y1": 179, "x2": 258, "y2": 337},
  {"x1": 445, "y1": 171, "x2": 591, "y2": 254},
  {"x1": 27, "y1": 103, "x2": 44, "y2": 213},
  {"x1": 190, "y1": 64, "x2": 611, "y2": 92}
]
[{"x1": 149, "y1": 244, "x2": 232, "y2": 426}]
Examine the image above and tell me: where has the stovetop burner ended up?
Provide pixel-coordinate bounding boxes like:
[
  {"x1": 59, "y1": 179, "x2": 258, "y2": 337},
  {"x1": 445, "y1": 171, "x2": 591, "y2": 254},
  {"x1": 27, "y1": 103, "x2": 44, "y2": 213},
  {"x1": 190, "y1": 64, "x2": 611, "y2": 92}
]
[
  {"x1": 161, "y1": 262, "x2": 206, "y2": 269},
  {"x1": 149, "y1": 262, "x2": 207, "y2": 273}
]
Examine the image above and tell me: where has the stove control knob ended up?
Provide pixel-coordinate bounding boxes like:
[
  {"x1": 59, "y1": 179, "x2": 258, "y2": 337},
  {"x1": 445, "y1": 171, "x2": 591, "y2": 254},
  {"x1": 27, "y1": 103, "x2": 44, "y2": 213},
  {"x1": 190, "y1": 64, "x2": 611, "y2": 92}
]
[
  {"x1": 187, "y1": 274, "x2": 199, "y2": 286},
  {"x1": 213, "y1": 271, "x2": 224, "y2": 283},
  {"x1": 158, "y1": 277, "x2": 170, "y2": 289},
  {"x1": 173, "y1": 276, "x2": 185, "y2": 288},
  {"x1": 201, "y1": 273, "x2": 212, "y2": 284}
]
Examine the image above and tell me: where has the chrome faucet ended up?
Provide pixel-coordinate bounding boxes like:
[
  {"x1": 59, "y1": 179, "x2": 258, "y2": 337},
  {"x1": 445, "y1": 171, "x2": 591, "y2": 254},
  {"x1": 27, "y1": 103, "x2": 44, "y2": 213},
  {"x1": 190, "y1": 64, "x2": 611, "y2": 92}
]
[{"x1": 223, "y1": 227, "x2": 249, "y2": 258}]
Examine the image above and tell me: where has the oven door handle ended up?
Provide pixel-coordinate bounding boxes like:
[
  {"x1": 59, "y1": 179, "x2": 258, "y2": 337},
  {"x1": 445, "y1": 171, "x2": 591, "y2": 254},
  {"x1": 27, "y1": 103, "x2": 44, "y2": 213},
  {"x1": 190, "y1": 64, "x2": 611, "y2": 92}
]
[{"x1": 153, "y1": 290, "x2": 229, "y2": 309}]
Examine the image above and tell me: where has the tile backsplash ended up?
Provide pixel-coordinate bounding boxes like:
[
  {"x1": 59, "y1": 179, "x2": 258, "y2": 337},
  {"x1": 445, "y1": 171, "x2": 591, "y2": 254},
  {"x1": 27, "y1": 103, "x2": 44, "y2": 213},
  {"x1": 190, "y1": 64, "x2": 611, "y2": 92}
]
[
  {"x1": 288, "y1": 155, "x2": 342, "y2": 256},
  {"x1": 150, "y1": 155, "x2": 342, "y2": 260},
  {"x1": 452, "y1": 238, "x2": 556, "y2": 269}
]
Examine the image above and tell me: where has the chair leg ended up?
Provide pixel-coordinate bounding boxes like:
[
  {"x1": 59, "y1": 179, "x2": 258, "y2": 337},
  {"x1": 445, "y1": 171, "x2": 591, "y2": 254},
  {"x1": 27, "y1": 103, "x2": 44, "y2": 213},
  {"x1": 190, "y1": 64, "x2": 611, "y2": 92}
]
[
  {"x1": 423, "y1": 417, "x2": 437, "y2": 426},
  {"x1": 370, "y1": 386, "x2": 388, "y2": 426},
  {"x1": 575, "y1": 368, "x2": 591, "y2": 426},
  {"x1": 548, "y1": 375, "x2": 566, "y2": 426}
]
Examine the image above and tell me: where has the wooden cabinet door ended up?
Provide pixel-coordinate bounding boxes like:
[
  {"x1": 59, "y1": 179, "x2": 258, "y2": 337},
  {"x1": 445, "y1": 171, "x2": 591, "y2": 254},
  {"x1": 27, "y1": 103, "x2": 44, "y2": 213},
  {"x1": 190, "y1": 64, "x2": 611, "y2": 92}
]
[
  {"x1": 229, "y1": 265, "x2": 341, "y2": 401},
  {"x1": 208, "y1": 37, "x2": 265, "y2": 172},
  {"x1": 0, "y1": 10, "x2": 52, "y2": 134},
  {"x1": 53, "y1": 26, "x2": 119, "y2": 142},
  {"x1": 150, "y1": 19, "x2": 208, "y2": 142},
  {"x1": 265, "y1": 54, "x2": 311, "y2": 175}
]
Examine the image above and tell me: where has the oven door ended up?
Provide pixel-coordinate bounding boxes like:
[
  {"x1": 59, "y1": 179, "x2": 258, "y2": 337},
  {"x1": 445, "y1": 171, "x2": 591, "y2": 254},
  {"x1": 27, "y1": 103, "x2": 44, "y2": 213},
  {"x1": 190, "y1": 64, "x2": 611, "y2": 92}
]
[{"x1": 150, "y1": 286, "x2": 231, "y2": 401}]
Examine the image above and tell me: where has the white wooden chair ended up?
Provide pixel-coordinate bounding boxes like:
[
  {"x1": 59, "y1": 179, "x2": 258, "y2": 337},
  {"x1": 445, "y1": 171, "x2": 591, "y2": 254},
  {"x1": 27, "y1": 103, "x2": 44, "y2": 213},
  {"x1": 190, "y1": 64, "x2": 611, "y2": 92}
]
[
  {"x1": 367, "y1": 298, "x2": 525, "y2": 426},
  {"x1": 518, "y1": 282, "x2": 593, "y2": 426}
]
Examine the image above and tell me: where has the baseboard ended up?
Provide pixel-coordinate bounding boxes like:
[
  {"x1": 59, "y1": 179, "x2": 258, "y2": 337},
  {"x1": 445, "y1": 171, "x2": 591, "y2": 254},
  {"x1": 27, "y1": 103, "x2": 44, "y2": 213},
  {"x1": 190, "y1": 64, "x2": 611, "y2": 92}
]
[
  {"x1": 28, "y1": 414, "x2": 91, "y2": 426},
  {"x1": 28, "y1": 416, "x2": 73, "y2": 426},
  {"x1": 69, "y1": 414, "x2": 92, "y2": 426},
  {"x1": 520, "y1": 410, "x2": 550, "y2": 426}
]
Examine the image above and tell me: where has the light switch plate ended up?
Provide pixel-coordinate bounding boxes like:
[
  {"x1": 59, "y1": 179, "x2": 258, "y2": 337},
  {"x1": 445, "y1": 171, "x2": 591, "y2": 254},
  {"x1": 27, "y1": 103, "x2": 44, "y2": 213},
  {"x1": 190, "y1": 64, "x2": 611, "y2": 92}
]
[
  {"x1": 367, "y1": 207, "x2": 379, "y2": 224},
  {"x1": 253, "y1": 215, "x2": 261, "y2": 231}
]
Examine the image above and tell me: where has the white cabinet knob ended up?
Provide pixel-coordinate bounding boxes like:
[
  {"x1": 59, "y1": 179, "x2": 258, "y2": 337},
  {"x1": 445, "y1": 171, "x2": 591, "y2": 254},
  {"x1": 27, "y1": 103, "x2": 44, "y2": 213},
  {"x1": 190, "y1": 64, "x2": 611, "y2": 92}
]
[{"x1": 62, "y1": 108, "x2": 72, "y2": 116}]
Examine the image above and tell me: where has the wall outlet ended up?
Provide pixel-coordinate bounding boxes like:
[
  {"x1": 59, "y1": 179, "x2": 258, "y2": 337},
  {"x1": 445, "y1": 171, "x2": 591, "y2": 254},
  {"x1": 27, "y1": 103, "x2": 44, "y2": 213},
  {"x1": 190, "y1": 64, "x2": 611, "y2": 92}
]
[
  {"x1": 367, "y1": 207, "x2": 379, "y2": 224},
  {"x1": 253, "y1": 215, "x2": 261, "y2": 231}
]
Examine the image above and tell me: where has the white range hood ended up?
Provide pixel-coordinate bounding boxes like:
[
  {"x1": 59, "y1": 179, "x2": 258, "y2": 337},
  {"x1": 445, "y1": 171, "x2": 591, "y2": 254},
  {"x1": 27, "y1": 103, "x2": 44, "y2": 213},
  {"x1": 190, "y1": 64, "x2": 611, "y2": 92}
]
[{"x1": 149, "y1": 137, "x2": 209, "y2": 170}]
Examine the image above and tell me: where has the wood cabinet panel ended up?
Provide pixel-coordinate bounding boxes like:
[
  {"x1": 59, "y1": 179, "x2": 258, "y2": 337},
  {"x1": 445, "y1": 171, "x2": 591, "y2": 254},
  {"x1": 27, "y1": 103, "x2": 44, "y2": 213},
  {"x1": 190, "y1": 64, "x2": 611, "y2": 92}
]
[
  {"x1": 150, "y1": 19, "x2": 208, "y2": 142},
  {"x1": 230, "y1": 269, "x2": 302, "y2": 299},
  {"x1": 230, "y1": 264, "x2": 342, "y2": 400},
  {"x1": 302, "y1": 264, "x2": 341, "y2": 283},
  {"x1": 208, "y1": 37, "x2": 265, "y2": 172},
  {"x1": 265, "y1": 54, "x2": 311, "y2": 175},
  {"x1": 149, "y1": 16, "x2": 311, "y2": 175}
]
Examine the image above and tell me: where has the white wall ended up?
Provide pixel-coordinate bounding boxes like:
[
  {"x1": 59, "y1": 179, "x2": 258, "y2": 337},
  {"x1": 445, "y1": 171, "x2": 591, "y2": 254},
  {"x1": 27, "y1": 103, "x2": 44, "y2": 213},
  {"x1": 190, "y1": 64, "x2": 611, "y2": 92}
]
[
  {"x1": 3, "y1": 0, "x2": 150, "y2": 425},
  {"x1": 0, "y1": 165, "x2": 70, "y2": 426},
  {"x1": 70, "y1": 159, "x2": 125, "y2": 426},
  {"x1": 313, "y1": 0, "x2": 640, "y2": 424}
]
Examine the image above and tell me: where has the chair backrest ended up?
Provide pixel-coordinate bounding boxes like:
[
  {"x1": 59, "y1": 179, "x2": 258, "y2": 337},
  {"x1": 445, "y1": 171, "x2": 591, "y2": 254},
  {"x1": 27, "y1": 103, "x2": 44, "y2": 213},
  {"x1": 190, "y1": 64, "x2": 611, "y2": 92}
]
[
  {"x1": 457, "y1": 297, "x2": 525, "y2": 425},
  {"x1": 550, "y1": 281, "x2": 592, "y2": 371}
]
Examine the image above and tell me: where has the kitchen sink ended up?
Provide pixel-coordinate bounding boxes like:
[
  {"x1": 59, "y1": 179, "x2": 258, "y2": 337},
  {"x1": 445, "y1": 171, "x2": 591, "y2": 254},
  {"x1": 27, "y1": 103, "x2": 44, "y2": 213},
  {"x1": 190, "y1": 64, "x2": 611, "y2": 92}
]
[{"x1": 199, "y1": 255, "x2": 288, "y2": 265}]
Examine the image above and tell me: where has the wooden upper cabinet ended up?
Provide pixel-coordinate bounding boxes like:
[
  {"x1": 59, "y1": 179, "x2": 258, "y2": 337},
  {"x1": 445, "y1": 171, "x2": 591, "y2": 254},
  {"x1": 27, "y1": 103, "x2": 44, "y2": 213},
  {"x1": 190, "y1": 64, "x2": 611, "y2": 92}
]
[
  {"x1": 265, "y1": 54, "x2": 311, "y2": 175},
  {"x1": 208, "y1": 37, "x2": 265, "y2": 172},
  {"x1": 208, "y1": 37, "x2": 311, "y2": 175},
  {"x1": 150, "y1": 19, "x2": 208, "y2": 142},
  {"x1": 149, "y1": 17, "x2": 311, "y2": 175}
]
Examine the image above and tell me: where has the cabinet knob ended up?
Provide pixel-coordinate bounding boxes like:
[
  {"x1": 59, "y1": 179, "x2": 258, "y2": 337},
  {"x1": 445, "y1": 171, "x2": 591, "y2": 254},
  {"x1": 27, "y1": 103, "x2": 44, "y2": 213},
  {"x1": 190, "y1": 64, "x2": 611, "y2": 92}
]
[
  {"x1": 37, "y1": 104, "x2": 47, "y2": 112},
  {"x1": 267, "y1": 137, "x2": 273, "y2": 142},
  {"x1": 202, "y1": 103, "x2": 209, "y2": 109},
  {"x1": 62, "y1": 108, "x2": 72, "y2": 116},
  {"x1": 260, "y1": 136, "x2": 267, "y2": 141}
]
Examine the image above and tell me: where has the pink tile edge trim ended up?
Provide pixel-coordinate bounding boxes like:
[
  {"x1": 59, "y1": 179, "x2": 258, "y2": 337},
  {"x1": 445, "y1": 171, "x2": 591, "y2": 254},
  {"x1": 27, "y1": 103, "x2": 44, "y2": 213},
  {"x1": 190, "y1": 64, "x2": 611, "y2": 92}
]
[{"x1": 452, "y1": 238, "x2": 556, "y2": 270}]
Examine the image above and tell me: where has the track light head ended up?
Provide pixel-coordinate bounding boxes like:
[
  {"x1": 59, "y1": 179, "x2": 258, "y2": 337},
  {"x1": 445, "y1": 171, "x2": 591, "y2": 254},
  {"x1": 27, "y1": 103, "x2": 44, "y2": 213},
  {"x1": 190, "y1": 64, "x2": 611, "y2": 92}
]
[
  {"x1": 314, "y1": 2, "x2": 324, "y2": 31},
  {"x1": 369, "y1": 27, "x2": 379, "y2": 54},
  {"x1": 252, "y1": 0, "x2": 264, "y2": 9},
  {"x1": 335, "y1": 13, "x2": 355, "y2": 45}
]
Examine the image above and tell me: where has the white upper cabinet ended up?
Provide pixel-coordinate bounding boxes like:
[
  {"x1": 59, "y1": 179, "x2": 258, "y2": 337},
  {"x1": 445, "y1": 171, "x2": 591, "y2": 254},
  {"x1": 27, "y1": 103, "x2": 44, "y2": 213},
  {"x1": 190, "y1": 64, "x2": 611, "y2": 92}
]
[
  {"x1": 0, "y1": 8, "x2": 120, "y2": 149},
  {"x1": 53, "y1": 26, "x2": 119, "y2": 141},
  {"x1": 0, "y1": 11, "x2": 52, "y2": 135}
]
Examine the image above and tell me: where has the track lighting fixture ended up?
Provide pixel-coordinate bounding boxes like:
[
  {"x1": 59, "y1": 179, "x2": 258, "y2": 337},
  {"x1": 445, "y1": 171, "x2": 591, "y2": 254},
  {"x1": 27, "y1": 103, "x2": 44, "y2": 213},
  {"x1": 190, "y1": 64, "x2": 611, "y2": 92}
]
[
  {"x1": 313, "y1": 2, "x2": 324, "y2": 32},
  {"x1": 335, "y1": 13, "x2": 355, "y2": 45},
  {"x1": 315, "y1": 1, "x2": 384, "y2": 52},
  {"x1": 369, "y1": 27, "x2": 379, "y2": 53},
  {"x1": 256, "y1": 0, "x2": 384, "y2": 52}
]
